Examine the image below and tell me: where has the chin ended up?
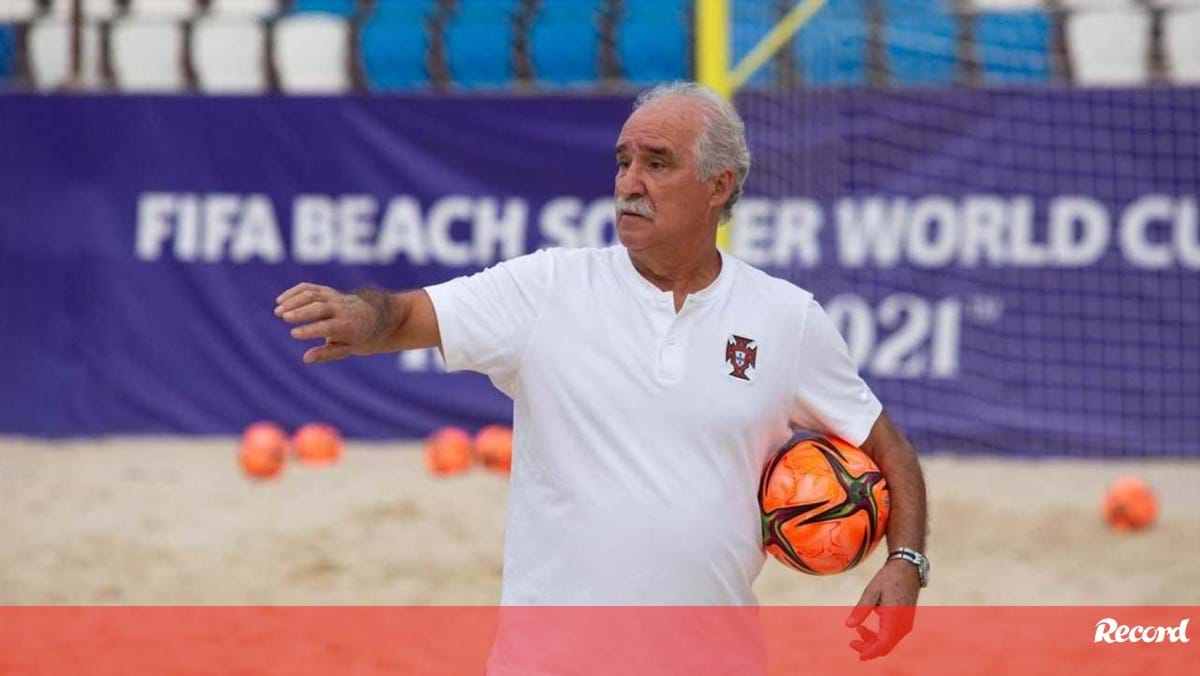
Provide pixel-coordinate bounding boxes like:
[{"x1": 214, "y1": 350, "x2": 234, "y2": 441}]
[
  {"x1": 616, "y1": 216, "x2": 653, "y2": 250},
  {"x1": 616, "y1": 226, "x2": 648, "y2": 251}
]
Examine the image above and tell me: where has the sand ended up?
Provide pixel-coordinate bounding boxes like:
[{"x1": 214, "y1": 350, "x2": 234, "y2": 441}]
[{"x1": 1, "y1": 437, "x2": 1197, "y2": 605}]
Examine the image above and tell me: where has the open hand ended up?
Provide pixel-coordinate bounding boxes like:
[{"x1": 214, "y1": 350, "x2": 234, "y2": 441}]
[
  {"x1": 844, "y1": 559, "x2": 919, "y2": 660},
  {"x1": 274, "y1": 283, "x2": 387, "y2": 363}
]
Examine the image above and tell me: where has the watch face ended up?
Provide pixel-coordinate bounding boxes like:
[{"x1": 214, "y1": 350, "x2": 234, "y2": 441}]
[{"x1": 892, "y1": 549, "x2": 929, "y2": 586}]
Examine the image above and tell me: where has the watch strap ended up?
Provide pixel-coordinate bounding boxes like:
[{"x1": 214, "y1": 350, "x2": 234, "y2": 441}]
[{"x1": 887, "y1": 547, "x2": 929, "y2": 588}]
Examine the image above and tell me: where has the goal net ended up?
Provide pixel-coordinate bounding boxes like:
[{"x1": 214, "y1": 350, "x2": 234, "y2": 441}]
[{"x1": 727, "y1": 0, "x2": 1200, "y2": 457}]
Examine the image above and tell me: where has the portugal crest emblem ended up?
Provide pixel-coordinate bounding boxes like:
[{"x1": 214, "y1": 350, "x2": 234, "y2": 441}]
[{"x1": 725, "y1": 335, "x2": 758, "y2": 381}]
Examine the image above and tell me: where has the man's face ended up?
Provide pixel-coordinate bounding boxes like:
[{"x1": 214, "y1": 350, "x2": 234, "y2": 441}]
[{"x1": 613, "y1": 98, "x2": 720, "y2": 254}]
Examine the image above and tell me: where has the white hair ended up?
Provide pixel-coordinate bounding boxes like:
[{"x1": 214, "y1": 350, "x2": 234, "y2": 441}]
[{"x1": 633, "y1": 82, "x2": 751, "y2": 221}]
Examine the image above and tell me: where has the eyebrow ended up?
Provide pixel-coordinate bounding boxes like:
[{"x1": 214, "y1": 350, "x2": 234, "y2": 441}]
[{"x1": 614, "y1": 143, "x2": 675, "y2": 159}]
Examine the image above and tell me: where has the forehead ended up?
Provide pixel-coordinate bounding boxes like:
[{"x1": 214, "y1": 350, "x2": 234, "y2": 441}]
[{"x1": 616, "y1": 98, "x2": 702, "y2": 156}]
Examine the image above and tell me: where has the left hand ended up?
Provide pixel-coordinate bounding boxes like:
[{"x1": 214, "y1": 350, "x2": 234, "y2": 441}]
[{"x1": 844, "y1": 559, "x2": 920, "y2": 661}]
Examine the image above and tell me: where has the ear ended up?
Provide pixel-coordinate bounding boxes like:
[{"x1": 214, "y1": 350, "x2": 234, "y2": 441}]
[{"x1": 708, "y1": 168, "x2": 735, "y2": 213}]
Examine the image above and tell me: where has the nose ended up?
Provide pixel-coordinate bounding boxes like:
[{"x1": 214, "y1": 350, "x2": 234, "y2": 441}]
[{"x1": 615, "y1": 161, "x2": 646, "y2": 200}]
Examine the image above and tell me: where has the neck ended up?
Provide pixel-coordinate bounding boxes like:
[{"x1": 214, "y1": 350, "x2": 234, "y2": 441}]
[{"x1": 628, "y1": 240, "x2": 723, "y2": 311}]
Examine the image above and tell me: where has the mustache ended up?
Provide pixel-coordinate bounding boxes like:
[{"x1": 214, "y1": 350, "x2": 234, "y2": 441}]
[{"x1": 615, "y1": 197, "x2": 655, "y2": 220}]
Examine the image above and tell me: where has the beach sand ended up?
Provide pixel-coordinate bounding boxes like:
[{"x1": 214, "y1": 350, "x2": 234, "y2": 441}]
[{"x1": 2, "y1": 437, "x2": 1197, "y2": 605}]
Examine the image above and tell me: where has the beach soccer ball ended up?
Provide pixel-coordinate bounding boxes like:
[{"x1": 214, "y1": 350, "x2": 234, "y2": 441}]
[
  {"x1": 425, "y1": 427, "x2": 473, "y2": 476},
  {"x1": 240, "y1": 421, "x2": 287, "y2": 480},
  {"x1": 292, "y1": 422, "x2": 342, "y2": 466},
  {"x1": 759, "y1": 435, "x2": 890, "y2": 575},
  {"x1": 1103, "y1": 476, "x2": 1158, "y2": 531},
  {"x1": 475, "y1": 424, "x2": 513, "y2": 474}
]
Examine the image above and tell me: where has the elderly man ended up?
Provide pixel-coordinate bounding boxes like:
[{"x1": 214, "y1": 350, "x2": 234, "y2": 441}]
[{"x1": 275, "y1": 82, "x2": 927, "y2": 666}]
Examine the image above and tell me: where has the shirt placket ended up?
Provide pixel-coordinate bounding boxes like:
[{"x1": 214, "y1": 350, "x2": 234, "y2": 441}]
[{"x1": 652, "y1": 296, "x2": 690, "y2": 383}]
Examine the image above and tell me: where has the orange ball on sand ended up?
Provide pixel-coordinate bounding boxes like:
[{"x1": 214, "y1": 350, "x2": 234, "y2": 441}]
[
  {"x1": 475, "y1": 425, "x2": 513, "y2": 474},
  {"x1": 425, "y1": 427, "x2": 473, "y2": 476},
  {"x1": 240, "y1": 421, "x2": 287, "y2": 480},
  {"x1": 293, "y1": 422, "x2": 342, "y2": 466},
  {"x1": 1103, "y1": 476, "x2": 1158, "y2": 531}
]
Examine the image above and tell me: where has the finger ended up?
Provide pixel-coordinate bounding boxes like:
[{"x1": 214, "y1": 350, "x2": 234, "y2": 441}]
[
  {"x1": 859, "y1": 613, "x2": 900, "y2": 660},
  {"x1": 870, "y1": 606, "x2": 915, "y2": 658},
  {"x1": 849, "y1": 625, "x2": 881, "y2": 654},
  {"x1": 851, "y1": 624, "x2": 879, "y2": 658},
  {"x1": 275, "y1": 289, "x2": 323, "y2": 316},
  {"x1": 304, "y1": 343, "x2": 352, "y2": 364},
  {"x1": 858, "y1": 637, "x2": 895, "y2": 661},
  {"x1": 275, "y1": 287, "x2": 329, "y2": 316},
  {"x1": 280, "y1": 302, "x2": 333, "y2": 325},
  {"x1": 276, "y1": 282, "x2": 320, "y2": 305},
  {"x1": 896, "y1": 605, "x2": 916, "y2": 636},
  {"x1": 290, "y1": 319, "x2": 340, "y2": 341},
  {"x1": 845, "y1": 589, "x2": 877, "y2": 627}
]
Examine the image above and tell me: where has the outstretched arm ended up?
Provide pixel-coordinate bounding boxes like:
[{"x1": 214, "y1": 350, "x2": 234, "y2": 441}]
[
  {"x1": 274, "y1": 283, "x2": 441, "y2": 363},
  {"x1": 845, "y1": 410, "x2": 927, "y2": 660}
]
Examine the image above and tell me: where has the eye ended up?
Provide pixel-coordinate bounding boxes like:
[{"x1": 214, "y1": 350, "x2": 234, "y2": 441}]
[
  {"x1": 650, "y1": 160, "x2": 666, "y2": 170},
  {"x1": 616, "y1": 159, "x2": 630, "y2": 170}
]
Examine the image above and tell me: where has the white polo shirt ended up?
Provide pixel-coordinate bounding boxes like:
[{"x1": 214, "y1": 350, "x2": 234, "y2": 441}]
[{"x1": 426, "y1": 245, "x2": 881, "y2": 607}]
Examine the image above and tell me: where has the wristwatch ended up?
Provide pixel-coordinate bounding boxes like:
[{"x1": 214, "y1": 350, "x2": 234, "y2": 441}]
[{"x1": 888, "y1": 547, "x2": 930, "y2": 588}]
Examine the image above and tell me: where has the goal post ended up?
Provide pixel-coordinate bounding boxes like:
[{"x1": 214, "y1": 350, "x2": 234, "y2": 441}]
[{"x1": 695, "y1": 0, "x2": 828, "y2": 249}]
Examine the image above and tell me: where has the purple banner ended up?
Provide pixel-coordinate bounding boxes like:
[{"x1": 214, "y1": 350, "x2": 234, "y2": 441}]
[{"x1": 0, "y1": 90, "x2": 1196, "y2": 456}]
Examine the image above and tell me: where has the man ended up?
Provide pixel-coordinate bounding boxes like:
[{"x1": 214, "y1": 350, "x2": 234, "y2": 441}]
[{"x1": 274, "y1": 82, "x2": 927, "y2": 668}]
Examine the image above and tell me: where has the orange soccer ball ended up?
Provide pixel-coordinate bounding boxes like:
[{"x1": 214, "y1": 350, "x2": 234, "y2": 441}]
[
  {"x1": 1103, "y1": 476, "x2": 1158, "y2": 531},
  {"x1": 293, "y1": 422, "x2": 342, "y2": 466},
  {"x1": 475, "y1": 425, "x2": 513, "y2": 474},
  {"x1": 240, "y1": 421, "x2": 287, "y2": 480},
  {"x1": 425, "y1": 427, "x2": 473, "y2": 476},
  {"x1": 759, "y1": 435, "x2": 890, "y2": 575}
]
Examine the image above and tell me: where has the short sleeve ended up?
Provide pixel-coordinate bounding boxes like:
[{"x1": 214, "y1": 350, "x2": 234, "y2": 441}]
[
  {"x1": 424, "y1": 249, "x2": 555, "y2": 396},
  {"x1": 790, "y1": 298, "x2": 882, "y2": 447}
]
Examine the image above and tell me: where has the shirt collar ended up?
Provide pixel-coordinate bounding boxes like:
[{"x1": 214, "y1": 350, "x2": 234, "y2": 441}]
[{"x1": 614, "y1": 244, "x2": 733, "y2": 306}]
